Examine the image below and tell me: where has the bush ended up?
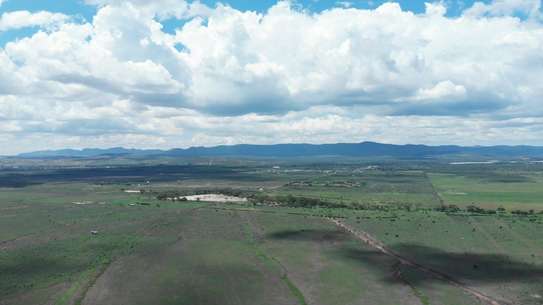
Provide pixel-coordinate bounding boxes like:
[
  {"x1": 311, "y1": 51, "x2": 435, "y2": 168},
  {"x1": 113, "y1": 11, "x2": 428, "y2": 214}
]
[
  {"x1": 466, "y1": 205, "x2": 496, "y2": 214},
  {"x1": 436, "y1": 204, "x2": 461, "y2": 213},
  {"x1": 512, "y1": 209, "x2": 530, "y2": 216},
  {"x1": 248, "y1": 194, "x2": 348, "y2": 209}
]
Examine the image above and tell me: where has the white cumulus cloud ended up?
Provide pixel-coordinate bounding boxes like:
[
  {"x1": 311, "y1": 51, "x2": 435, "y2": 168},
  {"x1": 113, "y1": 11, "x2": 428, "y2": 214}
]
[
  {"x1": 0, "y1": 10, "x2": 70, "y2": 32},
  {"x1": 464, "y1": 0, "x2": 541, "y2": 19},
  {"x1": 415, "y1": 81, "x2": 467, "y2": 101},
  {"x1": 1, "y1": 0, "x2": 543, "y2": 154}
]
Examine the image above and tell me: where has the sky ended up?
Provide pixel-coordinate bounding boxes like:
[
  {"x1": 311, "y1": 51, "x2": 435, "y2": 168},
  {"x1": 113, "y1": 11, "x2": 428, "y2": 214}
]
[{"x1": 0, "y1": 0, "x2": 542, "y2": 155}]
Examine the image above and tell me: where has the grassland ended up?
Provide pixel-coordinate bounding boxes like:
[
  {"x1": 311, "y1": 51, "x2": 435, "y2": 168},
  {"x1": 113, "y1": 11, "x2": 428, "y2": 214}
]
[
  {"x1": 266, "y1": 169, "x2": 440, "y2": 208},
  {"x1": 1, "y1": 160, "x2": 543, "y2": 305},
  {"x1": 429, "y1": 172, "x2": 543, "y2": 210},
  {"x1": 344, "y1": 210, "x2": 543, "y2": 305}
]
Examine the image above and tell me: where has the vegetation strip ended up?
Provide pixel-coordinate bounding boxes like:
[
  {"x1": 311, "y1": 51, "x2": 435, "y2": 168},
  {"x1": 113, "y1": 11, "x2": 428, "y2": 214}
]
[
  {"x1": 200, "y1": 205, "x2": 345, "y2": 218},
  {"x1": 243, "y1": 216, "x2": 309, "y2": 305},
  {"x1": 392, "y1": 262, "x2": 431, "y2": 305},
  {"x1": 73, "y1": 261, "x2": 112, "y2": 305},
  {"x1": 281, "y1": 275, "x2": 308, "y2": 305},
  {"x1": 424, "y1": 172, "x2": 444, "y2": 206},
  {"x1": 329, "y1": 218, "x2": 512, "y2": 305}
]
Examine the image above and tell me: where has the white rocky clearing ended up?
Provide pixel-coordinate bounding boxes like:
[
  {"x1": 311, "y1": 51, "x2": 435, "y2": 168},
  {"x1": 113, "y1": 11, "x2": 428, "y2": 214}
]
[{"x1": 181, "y1": 194, "x2": 247, "y2": 203}]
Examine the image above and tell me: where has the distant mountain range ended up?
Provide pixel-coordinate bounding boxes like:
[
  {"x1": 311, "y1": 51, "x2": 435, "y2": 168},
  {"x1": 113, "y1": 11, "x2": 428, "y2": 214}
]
[{"x1": 14, "y1": 142, "x2": 543, "y2": 159}]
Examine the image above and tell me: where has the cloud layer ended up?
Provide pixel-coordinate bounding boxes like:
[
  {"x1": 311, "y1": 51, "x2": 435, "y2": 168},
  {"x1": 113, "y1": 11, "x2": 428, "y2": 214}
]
[
  {"x1": 0, "y1": 10, "x2": 69, "y2": 32},
  {"x1": 0, "y1": 0, "x2": 543, "y2": 154}
]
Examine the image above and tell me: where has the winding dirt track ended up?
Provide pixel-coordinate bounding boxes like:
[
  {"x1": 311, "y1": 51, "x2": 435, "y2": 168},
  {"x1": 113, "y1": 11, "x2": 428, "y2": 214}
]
[{"x1": 329, "y1": 218, "x2": 512, "y2": 305}]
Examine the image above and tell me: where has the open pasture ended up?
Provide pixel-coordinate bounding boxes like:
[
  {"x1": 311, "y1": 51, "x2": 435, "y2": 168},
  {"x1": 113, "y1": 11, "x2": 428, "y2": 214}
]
[
  {"x1": 267, "y1": 169, "x2": 440, "y2": 208},
  {"x1": 429, "y1": 171, "x2": 543, "y2": 210},
  {"x1": 1, "y1": 160, "x2": 543, "y2": 305},
  {"x1": 345, "y1": 210, "x2": 543, "y2": 305}
]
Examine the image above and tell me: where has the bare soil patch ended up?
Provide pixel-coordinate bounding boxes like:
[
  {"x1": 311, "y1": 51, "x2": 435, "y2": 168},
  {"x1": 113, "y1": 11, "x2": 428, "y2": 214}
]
[{"x1": 182, "y1": 194, "x2": 247, "y2": 203}]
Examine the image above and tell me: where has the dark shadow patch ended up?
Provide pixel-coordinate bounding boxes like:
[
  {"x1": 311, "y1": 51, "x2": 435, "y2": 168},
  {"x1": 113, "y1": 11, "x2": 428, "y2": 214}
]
[
  {"x1": 0, "y1": 251, "x2": 89, "y2": 297},
  {"x1": 0, "y1": 179, "x2": 41, "y2": 188},
  {"x1": 0, "y1": 164, "x2": 270, "y2": 188},
  {"x1": 0, "y1": 236, "x2": 139, "y2": 298},
  {"x1": 267, "y1": 229, "x2": 349, "y2": 242},
  {"x1": 340, "y1": 243, "x2": 543, "y2": 285},
  {"x1": 83, "y1": 242, "x2": 299, "y2": 305}
]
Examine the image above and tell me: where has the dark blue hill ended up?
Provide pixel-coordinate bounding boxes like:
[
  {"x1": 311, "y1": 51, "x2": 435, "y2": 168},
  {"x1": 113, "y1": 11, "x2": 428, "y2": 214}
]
[{"x1": 16, "y1": 142, "x2": 543, "y2": 159}]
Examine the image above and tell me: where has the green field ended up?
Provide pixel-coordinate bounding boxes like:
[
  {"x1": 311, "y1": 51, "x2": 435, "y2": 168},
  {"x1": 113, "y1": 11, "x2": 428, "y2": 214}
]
[
  {"x1": 1, "y1": 161, "x2": 543, "y2": 305},
  {"x1": 429, "y1": 172, "x2": 543, "y2": 210},
  {"x1": 345, "y1": 210, "x2": 543, "y2": 305},
  {"x1": 267, "y1": 170, "x2": 440, "y2": 208}
]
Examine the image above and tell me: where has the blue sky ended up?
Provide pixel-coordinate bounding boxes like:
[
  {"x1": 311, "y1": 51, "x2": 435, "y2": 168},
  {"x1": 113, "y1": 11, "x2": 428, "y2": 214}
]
[
  {"x1": 0, "y1": 0, "x2": 96, "y2": 46},
  {"x1": 1, "y1": 0, "x2": 543, "y2": 153}
]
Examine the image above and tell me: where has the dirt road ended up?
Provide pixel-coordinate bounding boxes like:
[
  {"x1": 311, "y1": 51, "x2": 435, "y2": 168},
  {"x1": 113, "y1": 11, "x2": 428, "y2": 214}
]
[{"x1": 329, "y1": 218, "x2": 512, "y2": 305}]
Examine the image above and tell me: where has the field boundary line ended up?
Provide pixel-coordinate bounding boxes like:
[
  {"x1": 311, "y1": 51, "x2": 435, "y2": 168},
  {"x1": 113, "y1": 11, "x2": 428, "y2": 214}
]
[
  {"x1": 391, "y1": 262, "x2": 431, "y2": 305},
  {"x1": 241, "y1": 212, "x2": 309, "y2": 305},
  {"x1": 328, "y1": 218, "x2": 513, "y2": 305},
  {"x1": 424, "y1": 172, "x2": 445, "y2": 206}
]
